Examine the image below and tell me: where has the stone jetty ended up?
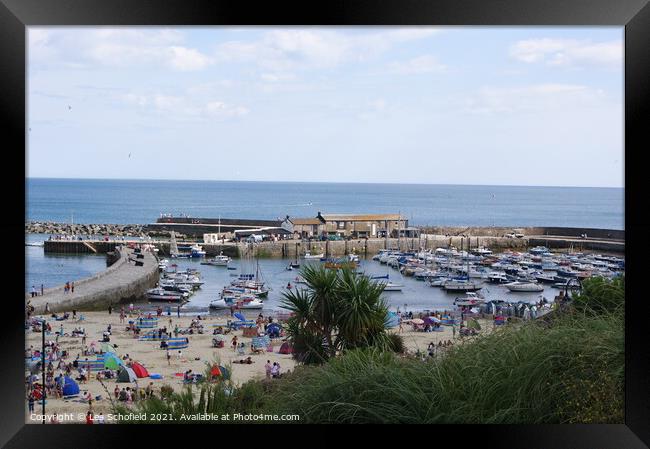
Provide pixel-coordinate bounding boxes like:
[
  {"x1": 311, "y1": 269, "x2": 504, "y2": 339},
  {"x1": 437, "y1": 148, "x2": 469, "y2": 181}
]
[{"x1": 26, "y1": 246, "x2": 159, "y2": 314}]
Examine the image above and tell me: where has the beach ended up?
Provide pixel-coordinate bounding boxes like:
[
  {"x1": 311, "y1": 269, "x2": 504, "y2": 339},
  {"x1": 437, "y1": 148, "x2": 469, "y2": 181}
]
[{"x1": 25, "y1": 309, "x2": 491, "y2": 423}]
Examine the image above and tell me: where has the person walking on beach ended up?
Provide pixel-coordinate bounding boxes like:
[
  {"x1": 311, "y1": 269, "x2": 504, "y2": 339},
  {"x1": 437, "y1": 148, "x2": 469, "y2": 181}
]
[
  {"x1": 166, "y1": 350, "x2": 171, "y2": 366},
  {"x1": 71, "y1": 282, "x2": 75, "y2": 293},
  {"x1": 28, "y1": 393, "x2": 34, "y2": 413},
  {"x1": 40, "y1": 284, "x2": 44, "y2": 296},
  {"x1": 231, "y1": 335, "x2": 238, "y2": 352},
  {"x1": 30, "y1": 286, "x2": 37, "y2": 298},
  {"x1": 108, "y1": 306, "x2": 112, "y2": 315},
  {"x1": 265, "y1": 360, "x2": 272, "y2": 379}
]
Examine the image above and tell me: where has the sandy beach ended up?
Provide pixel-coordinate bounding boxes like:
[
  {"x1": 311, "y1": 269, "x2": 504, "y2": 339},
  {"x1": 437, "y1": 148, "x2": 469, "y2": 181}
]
[{"x1": 25, "y1": 309, "x2": 493, "y2": 424}]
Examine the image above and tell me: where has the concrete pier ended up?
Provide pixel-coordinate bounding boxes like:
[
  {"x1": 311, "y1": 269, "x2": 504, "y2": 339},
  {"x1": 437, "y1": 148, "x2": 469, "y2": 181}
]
[{"x1": 27, "y1": 247, "x2": 159, "y2": 314}]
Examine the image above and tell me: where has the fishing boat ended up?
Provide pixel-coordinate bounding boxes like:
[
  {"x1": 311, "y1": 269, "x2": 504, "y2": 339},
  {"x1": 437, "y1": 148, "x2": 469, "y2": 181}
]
[
  {"x1": 146, "y1": 288, "x2": 189, "y2": 302},
  {"x1": 201, "y1": 252, "x2": 230, "y2": 266},
  {"x1": 189, "y1": 244, "x2": 206, "y2": 258},
  {"x1": 505, "y1": 281, "x2": 544, "y2": 292}
]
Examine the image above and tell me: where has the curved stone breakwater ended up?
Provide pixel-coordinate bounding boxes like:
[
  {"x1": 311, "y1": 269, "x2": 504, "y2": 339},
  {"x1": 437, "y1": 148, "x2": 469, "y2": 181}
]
[{"x1": 26, "y1": 247, "x2": 159, "y2": 314}]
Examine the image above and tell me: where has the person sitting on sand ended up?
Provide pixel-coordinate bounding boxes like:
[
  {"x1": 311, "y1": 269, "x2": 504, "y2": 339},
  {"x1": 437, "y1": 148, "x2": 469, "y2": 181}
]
[{"x1": 233, "y1": 357, "x2": 254, "y2": 364}]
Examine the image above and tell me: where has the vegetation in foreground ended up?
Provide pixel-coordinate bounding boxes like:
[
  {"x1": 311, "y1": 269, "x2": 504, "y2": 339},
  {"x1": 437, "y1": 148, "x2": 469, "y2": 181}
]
[{"x1": 119, "y1": 276, "x2": 624, "y2": 424}]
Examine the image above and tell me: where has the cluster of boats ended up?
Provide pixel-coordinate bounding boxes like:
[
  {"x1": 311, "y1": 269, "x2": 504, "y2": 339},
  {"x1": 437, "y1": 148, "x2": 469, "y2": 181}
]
[
  {"x1": 209, "y1": 263, "x2": 269, "y2": 310},
  {"x1": 373, "y1": 245, "x2": 624, "y2": 296},
  {"x1": 146, "y1": 259, "x2": 204, "y2": 302}
]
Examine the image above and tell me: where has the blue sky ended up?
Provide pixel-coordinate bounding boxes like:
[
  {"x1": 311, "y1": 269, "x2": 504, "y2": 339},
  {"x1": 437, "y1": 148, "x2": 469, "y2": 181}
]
[{"x1": 27, "y1": 27, "x2": 623, "y2": 187}]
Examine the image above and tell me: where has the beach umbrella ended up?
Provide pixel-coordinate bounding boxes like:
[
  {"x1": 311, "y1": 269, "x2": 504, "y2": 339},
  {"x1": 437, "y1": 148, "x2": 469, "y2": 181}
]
[
  {"x1": 411, "y1": 318, "x2": 424, "y2": 325},
  {"x1": 234, "y1": 312, "x2": 246, "y2": 322}
]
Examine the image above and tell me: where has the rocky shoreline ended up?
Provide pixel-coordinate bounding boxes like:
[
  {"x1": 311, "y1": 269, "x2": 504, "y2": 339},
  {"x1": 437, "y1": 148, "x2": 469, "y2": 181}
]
[
  {"x1": 25, "y1": 221, "x2": 191, "y2": 239},
  {"x1": 26, "y1": 221, "x2": 145, "y2": 237}
]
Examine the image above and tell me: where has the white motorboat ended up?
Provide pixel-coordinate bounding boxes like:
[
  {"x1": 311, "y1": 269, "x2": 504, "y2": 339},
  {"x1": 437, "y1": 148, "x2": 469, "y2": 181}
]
[
  {"x1": 209, "y1": 297, "x2": 263, "y2": 310},
  {"x1": 209, "y1": 299, "x2": 227, "y2": 309},
  {"x1": 487, "y1": 272, "x2": 509, "y2": 284},
  {"x1": 505, "y1": 281, "x2": 544, "y2": 292},
  {"x1": 303, "y1": 252, "x2": 325, "y2": 259},
  {"x1": 201, "y1": 252, "x2": 230, "y2": 266},
  {"x1": 146, "y1": 288, "x2": 189, "y2": 302},
  {"x1": 443, "y1": 279, "x2": 482, "y2": 292},
  {"x1": 381, "y1": 282, "x2": 404, "y2": 292},
  {"x1": 454, "y1": 292, "x2": 486, "y2": 306}
]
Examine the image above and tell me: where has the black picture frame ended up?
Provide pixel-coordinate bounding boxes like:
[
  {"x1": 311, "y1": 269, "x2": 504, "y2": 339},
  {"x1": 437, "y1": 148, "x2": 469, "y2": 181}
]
[{"x1": 3, "y1": 0, "x2": 648, "y2": 446}]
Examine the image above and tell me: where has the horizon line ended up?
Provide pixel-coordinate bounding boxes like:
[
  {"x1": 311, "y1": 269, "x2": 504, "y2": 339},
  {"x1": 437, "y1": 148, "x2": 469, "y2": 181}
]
[{"x1": 25, "y1": 176, "x2": 624, "y2": 189}]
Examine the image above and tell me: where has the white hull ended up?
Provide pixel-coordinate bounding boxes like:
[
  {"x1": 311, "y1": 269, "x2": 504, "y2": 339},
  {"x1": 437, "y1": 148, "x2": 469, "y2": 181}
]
[
  {"x1": 303, "y1": 253, "x2": 324, "y2": 259},
  {"x1": 505, "y1": 282, "x2": 544, "y2": 292}
]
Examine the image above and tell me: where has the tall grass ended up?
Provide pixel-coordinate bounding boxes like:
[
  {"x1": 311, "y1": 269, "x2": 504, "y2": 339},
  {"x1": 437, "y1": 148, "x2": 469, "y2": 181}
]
[{"x1": 264, "y1": 310, "x2": 623, "y2": 423}]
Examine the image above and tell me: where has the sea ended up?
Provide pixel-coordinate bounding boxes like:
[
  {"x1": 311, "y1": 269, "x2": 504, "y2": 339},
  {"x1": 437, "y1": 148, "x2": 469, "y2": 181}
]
[{"x1": 25, "y1": 178, "x2": 624, "y2": 311}]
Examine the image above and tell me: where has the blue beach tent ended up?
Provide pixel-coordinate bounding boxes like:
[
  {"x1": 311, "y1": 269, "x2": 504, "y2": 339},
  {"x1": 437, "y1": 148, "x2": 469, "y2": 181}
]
[{"x1": 386, "y1": 312, "x2": 400, "y2": 328}]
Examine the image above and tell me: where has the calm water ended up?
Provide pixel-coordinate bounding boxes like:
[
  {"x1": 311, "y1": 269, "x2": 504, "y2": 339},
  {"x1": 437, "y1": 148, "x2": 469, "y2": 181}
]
[
  {"x1": 110, "y1": 257, "x2": 564, "y2": 314},
  {"x1": 26, "y1": 178, "x2": 624, "y2": 229},
  {"x1": 25, "y1": 178, "x2": 618, "y2": 307},
  {"x1": 25, "y1": 233, "x2": 108, "y2": 292}
]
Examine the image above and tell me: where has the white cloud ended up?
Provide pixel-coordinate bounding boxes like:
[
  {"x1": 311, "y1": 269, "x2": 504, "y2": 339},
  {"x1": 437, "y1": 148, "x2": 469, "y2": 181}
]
[
  {"x1": 389, "y1": 55, "x2": 446, "y2": 74},
  {"x1": 29, "y1": 28, "x2": 212, "y2": 71},
  {"x1": 509, "y1": 38, "x2": 622, "y2": 68},
  {"x1": 168, "y1": 46, "x2": 212, "y2": 71},
  {"x1": 118, "y1": 92, "x2": 248, "y2": 121},
  {"x1": 215, "y1": 28, "x2": 442, "y2": 72},
  {"x1": 464, "y1": 83, "x2": 606, "y2": 115}
]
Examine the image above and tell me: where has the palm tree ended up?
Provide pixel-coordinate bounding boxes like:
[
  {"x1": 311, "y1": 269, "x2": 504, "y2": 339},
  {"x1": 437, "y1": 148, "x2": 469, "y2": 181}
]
[{"x1": 281, "y1": 265, "x2": 391, "y2": 364}]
